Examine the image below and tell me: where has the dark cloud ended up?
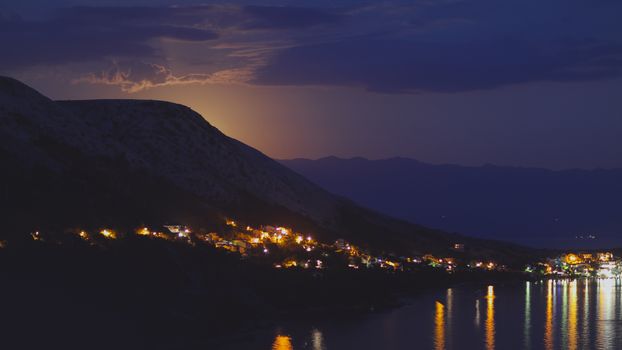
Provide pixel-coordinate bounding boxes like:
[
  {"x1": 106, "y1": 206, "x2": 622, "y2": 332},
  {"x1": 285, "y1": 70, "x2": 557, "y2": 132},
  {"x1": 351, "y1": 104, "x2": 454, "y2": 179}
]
[
  {"x1": 0, "y1": 10, "x2": 217, "y2": 69},
  {"x1": 253, "y1": 37, "x2": 622, "y2": 94},
  {"x1": 241, "y1": 5, "x2": 344, "y2": 30},
  {"x1": 249, "y1": 0, "x2": 622, "y2": 93},
  {"x1": 2, "y1": 1, "x2": 621, "y2": 94},
  {"x1": 56, "y1": 4, "x2": 345, "y2": 30},
  {"x1": 0, "y1": 4, "x2": 344, "y2": 70}
]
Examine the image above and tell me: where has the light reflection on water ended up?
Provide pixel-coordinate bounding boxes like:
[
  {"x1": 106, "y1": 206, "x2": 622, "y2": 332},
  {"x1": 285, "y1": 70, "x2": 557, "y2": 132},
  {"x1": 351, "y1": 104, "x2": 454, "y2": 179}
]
[
  {"x1": 524, "y1": 281, "x2": 531, "y2": 350},
  {"x1": 597, "y1": 279, "x2": 615, "y2": 350},
  {"x1": 446, "y1": 288, "x2": 453, "y2": 349},
  {"x1": 311, "y1": 329, "x2": 325, "y2": 350},
  {"x1": 545, "y1": 280, "x2": 554, "y2": 350},
  {"x1": 434, "y1": 301, "x2": 444, "y2": 350},
  {"x1": 568, "y1": 280, "x2": 577, "y2": 350},
  {"x1": 271, "y1": 335, "x2": 293, "y2": 350},
  {"x1": 485, "y1": 285, "x2": 495, "y2": 350},
  {"x1": 582, "y1": 281, "x2": 591, "y2": 349},
  {"x1": 236, "y1": 279, "x2": 622, "y2": 350}
]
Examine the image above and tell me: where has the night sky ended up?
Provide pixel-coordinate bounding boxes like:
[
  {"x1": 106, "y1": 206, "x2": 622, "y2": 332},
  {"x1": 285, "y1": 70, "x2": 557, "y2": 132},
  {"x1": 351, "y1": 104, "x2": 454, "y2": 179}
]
[{"x1": 2, "y1": 0, "x2": 621, "y2": 169}]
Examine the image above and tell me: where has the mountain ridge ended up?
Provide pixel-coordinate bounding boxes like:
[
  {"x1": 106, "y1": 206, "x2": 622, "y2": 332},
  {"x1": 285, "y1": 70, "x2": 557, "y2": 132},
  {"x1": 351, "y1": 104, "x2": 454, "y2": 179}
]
[
  {"x1": 284, "y1": 156, "x2": 622, "y2": 172},
  {"x1": 0, "y1": 76, "x2": 535, "y2": 261},
  {"x1": 280, "y1": 156, "x2": 622, "y2": 248}
]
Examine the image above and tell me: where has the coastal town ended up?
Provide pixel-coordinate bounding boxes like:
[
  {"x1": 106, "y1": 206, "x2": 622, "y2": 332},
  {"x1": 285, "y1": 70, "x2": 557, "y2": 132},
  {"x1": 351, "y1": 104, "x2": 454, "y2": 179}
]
[
  {"x1": 8, "y1": 218, "x2": 621, "y2": 279},
  {"x1": 528, "y1": 252, "x2": 621, "y2": 278},
  {"x1": 16, "y1": 219, "x2": 511, "y2": 274}
]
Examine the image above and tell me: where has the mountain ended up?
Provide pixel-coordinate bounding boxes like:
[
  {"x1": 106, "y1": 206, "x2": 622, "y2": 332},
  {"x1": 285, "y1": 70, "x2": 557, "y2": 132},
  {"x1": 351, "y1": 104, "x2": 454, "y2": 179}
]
[
  {"x1": 0, "y1": 76, "x2": 535, "y2": 261},
  {"x1": 280, "y1": 157, "x2": 622, "y2": 248}
]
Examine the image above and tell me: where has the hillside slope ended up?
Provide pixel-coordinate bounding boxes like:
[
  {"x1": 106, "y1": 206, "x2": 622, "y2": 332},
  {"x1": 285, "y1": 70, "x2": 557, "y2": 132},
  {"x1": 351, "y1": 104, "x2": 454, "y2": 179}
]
[{"x1": 0, "y1": 76, "x2": 532, "y2": 260}]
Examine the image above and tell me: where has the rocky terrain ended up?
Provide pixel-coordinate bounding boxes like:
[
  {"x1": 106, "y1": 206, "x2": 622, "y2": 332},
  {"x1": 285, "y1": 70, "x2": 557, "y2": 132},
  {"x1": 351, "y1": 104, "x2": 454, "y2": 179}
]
[{"x1": 0, "y1": 76, "x2": 532, "y2": 260}]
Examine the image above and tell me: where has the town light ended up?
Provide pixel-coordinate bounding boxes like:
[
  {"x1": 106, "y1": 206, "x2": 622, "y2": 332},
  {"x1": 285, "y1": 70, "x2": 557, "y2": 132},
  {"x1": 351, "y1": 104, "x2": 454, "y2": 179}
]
[
  {"x1": 137, "y1": 227, "x2": 150, "y2": 236},
  {"x1": 315, "y1": 260, "x2": 323, "y2": 269},
  {"x1": 100, "y1": 229, "x2": 117, "y2": 239},
  {"x1": 565, "y1": 253, "x2": 581, "y2": 265},
  {"x1": 31, "y1": 231, "x2": 41, "y2": 241}
]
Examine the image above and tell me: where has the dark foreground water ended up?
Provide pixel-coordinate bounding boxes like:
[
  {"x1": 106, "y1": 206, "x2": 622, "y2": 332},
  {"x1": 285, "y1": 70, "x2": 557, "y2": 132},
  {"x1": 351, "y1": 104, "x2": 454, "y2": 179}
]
[{"x1": 223, "y1": 279, "x2": 622, "y2": 350}]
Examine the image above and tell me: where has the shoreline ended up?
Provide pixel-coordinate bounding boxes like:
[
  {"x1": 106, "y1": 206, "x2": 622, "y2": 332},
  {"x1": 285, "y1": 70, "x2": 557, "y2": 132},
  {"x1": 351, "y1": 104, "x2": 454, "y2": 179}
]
[
  {"x1": 0, "y1": 239, "x2": 532, "y2": 349},
  {"x1": 204, "y1": 270, "x2": 532, "y2": 347}
]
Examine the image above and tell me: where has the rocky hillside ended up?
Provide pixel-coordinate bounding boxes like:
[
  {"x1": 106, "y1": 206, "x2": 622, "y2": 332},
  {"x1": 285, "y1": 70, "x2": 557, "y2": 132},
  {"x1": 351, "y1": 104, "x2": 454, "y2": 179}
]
[
  {"x1": 0, "y1": 76, "x2": 533, "y2": 260},
  {"x1": 58, "y1": 99, "x2": 337, "y2": 222}
]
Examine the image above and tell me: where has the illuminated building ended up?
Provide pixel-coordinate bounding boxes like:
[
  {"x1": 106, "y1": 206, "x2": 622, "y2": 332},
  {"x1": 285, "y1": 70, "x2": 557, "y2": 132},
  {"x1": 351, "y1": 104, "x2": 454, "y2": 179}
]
[
  {"x1": 335, "y1": 239, "x2": 347, "y2": 250},
  {"x1": 99, "y1": 229, "x2": 117, "y2": 239},
  {"x1": 164, "y1": 225, "x2": 191, "y2": 234},
  {"x1": 564, "y1": 253, "x2": 585, "y2": 265},
  {"x1": 443, "y1": 258, "x2": 456, "y2": 265},
  {"x1": 598, "y1": 252, "x2": 613, "y2": 262},
  {"x1": 580, "y1": 253, "x2": 593, "y2": 262},
  {"x1": 136, "y1": 227, "x2": 150, "y2": 236},
  {"x1": 232, "y1": 240, "x2": 249, "y2": 250},
  {"x1": 452, "y1": 243, "x2": 465, "y2": 252}
]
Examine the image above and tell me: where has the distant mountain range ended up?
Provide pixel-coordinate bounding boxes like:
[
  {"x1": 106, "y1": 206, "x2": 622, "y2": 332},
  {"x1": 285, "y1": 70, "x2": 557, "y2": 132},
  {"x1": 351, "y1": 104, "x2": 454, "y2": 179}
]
[
  {"x1": 281, "y1": 157, "x2": 622, "y2": 248},
  {"x1": 0, "y1": 76, "x2": 533, "y2": 261}
]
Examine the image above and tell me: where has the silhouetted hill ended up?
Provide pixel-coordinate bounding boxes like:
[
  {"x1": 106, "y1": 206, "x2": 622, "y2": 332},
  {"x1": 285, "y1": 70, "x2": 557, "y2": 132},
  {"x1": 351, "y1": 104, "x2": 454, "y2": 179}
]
[
  {"x1": 0, "y1": 76, "x2": 534, "y2": 260},
  {"x1": 281, "y1": 157, "x2": 622, "y2": 248}
]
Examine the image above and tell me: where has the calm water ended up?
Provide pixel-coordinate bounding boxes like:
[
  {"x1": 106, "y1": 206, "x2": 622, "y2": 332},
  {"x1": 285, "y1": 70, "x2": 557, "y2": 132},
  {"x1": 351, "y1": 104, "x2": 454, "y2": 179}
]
[{"x1": 224, "y1": 279, "x2": 622, "y2": 350}]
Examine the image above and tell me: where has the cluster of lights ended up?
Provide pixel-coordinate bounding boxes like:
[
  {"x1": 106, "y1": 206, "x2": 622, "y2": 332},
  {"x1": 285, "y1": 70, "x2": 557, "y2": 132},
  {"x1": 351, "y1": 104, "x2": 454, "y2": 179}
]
[
  {"x1": 99, "y1": 229, "x2": 117, "y2": 239},
  {"x1": 22, "y1": 219, "x2": 507, "y2": 275},
  {"x1": 136, "y1": 227, "x2": 176, "y2": 241},
  {"x1": 136, "y1": 227, "x2": 151, "y2": 236},
  {"x1": 535, "y1": 252, "x2": 620, "y2": 278}
]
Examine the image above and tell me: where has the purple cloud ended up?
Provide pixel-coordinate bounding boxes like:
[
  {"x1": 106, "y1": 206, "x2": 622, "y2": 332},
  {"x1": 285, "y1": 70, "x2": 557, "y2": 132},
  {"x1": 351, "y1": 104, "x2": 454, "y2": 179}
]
[
  {"x1": 2, "y1": 1, "x2": 621, "y2": 94},
  {"x1": 0, "y1": 11, "x2": 217, "y2": 69},
  {"x1": 241, "y1": 5, "x2": 344, "y2": 30},
  {"x1": 253, "y1": 38, "x2": 622, "y2": 93},
  {"x1": 0, "y1": 4, "x2": 344, "y2": 70}
]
